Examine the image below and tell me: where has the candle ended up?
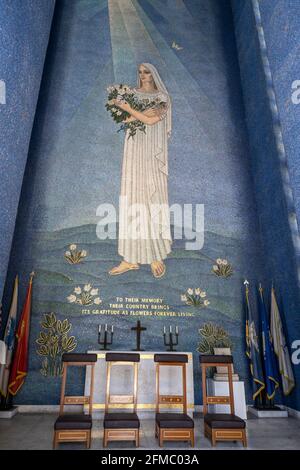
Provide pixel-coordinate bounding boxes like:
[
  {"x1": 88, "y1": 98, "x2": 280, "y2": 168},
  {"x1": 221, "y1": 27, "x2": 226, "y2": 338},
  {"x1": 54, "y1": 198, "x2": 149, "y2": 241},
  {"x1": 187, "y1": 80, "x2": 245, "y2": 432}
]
[
  {"x1": 111, "y1": 325, "x2": 114, "y2": 333},
  {"x1": 105, "y1": 324, "x2": 108, "y2": 331},
  {"x1": 175, "y1": 326, "x2": 178, "y2": 334},
  {"x1": 98, "y1": 325, "x2": 102, "y2": 333},
  {"x1": 169, "y1": 325, "x2": 172, "y2": 333},
  {"x1": 163, "y1": 326, "x2": 166, "y2": 334}
]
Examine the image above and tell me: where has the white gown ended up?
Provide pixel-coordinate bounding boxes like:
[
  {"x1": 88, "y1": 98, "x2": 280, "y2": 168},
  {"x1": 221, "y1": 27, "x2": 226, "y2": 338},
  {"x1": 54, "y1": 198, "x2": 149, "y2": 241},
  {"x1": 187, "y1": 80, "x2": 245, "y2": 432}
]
[{"x1": 118, "y1": 88, "x2": 172, "y2": 264}]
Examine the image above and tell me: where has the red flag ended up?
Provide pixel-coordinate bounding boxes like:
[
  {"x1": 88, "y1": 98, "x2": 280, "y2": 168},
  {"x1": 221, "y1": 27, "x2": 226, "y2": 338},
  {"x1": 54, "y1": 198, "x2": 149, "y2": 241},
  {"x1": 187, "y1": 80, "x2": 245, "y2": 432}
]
[{"x1": 8, "y1": 274, "x2": 34, "y2": 396}]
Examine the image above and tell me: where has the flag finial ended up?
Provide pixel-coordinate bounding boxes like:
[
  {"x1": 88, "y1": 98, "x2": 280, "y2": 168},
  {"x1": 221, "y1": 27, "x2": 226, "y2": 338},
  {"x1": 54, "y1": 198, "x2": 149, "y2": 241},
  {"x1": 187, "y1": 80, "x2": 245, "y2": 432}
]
[{"x1": 244, "y1": 279, "x2": 250, "y2": 297}]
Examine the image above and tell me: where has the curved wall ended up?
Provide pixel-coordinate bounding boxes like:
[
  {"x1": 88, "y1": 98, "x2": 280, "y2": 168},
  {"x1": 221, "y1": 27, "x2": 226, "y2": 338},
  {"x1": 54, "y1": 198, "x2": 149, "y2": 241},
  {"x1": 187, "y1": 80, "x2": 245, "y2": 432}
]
[
  {"x1": 231, "y1": 0, "x2": 300, "y2": 411},
  {"x1": 0, "y1": 0, "x2": 55, "y2": 297}
]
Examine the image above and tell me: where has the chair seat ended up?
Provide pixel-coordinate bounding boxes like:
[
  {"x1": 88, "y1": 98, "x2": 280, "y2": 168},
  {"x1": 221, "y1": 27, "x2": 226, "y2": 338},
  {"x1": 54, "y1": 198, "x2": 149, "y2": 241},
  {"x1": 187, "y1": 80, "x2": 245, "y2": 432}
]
[
  {"x1": 199, "y1": 354, "x2": 232, "y2": 364},
  {"x1": 204, "y1": 413, "x2": 246, "y2": 429},
  {"x1": 156, "y1": 413, "x2": 194, "y2": 429},
  {"x1": 103, "y1": 412, "x2": 140, "y2": 429},
  {"x1": 54, "y1": 414, "x2": 92, "y2": 430}
]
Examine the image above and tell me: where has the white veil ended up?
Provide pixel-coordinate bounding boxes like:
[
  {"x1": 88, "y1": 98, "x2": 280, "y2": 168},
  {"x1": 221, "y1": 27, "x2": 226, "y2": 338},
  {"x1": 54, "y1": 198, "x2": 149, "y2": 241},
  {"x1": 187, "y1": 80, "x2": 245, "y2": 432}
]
[{"x1": 137, "y1": 63, "x2": 172, "y2": 137}]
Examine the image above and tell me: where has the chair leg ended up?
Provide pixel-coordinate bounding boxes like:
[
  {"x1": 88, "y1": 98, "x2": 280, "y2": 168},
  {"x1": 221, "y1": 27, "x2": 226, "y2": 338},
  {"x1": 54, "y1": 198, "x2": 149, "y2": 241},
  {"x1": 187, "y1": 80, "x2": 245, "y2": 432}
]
[
  {"x1": 87, "y1": 431, "x2": 91, "y2": 449},
  {"x1": 211, "y1": 431, "x2": 216, "y2": 447},
  {"x1": 53, "y1": 432, "x2": 58, "y2": 450},
  {"x1": 103, "y1": 430, "x2": 107, "y2": 448},
  {"x1": 155, "y1": 424, "x2": 158, "y2": 439},
  {"x1": 243, "y1": 431, "x2": 247, "y2": 448},
  {"x1": 190, "y1": 430, "x2": 195, "y2": 447},
  {"x1": 159, "y1": 429, "x2": 163, "y2": 447},
  {"x1": 136, "y1": 430, "x2": 140, "y2": 447}
]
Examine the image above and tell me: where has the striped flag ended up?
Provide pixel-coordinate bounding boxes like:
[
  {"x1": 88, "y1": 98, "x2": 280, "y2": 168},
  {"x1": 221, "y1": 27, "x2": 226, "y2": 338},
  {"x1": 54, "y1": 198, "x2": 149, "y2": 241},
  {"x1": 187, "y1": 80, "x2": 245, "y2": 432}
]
[
  {"x1": 270, "y1": 287, "x2": 295, "y2": 396},
  {"x1": 0, "y1": 276, "x2": 18, "y2": 397}
]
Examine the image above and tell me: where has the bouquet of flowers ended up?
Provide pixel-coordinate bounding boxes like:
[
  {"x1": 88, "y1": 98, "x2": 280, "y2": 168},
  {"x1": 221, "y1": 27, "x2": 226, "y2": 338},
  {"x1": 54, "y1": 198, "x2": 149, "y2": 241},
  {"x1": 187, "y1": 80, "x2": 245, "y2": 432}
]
[
  {"x1": 105, "y1": 84, "x2": 165, "y2": 139},
  {"x1": 181, "y1": 288, "x2": 210, "y2": 308}
]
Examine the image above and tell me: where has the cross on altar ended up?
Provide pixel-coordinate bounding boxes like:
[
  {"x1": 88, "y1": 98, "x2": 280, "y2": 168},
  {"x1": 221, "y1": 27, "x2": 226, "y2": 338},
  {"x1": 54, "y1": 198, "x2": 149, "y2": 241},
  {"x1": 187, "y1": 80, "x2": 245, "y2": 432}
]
[{"x1": 131, "y1": 320, "x2": 147, "y2": 351}]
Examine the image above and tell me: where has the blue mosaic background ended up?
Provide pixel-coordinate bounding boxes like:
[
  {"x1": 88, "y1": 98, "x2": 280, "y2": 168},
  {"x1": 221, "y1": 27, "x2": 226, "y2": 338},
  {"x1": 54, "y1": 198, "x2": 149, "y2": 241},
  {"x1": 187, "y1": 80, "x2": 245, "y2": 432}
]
[
  {"x1": 0, "y1": 0, "x2": 55, "y2": 299},
  {"x1": 1, "y1": 0, "x2": 299, "y2": 409}
]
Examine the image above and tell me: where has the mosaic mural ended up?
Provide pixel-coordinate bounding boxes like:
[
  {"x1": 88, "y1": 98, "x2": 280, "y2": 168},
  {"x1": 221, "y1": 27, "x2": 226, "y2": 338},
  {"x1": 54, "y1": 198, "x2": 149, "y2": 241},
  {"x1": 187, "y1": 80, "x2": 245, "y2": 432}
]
[{"x1": 4, "y1": 0, "x2": 266, "y2": 405}]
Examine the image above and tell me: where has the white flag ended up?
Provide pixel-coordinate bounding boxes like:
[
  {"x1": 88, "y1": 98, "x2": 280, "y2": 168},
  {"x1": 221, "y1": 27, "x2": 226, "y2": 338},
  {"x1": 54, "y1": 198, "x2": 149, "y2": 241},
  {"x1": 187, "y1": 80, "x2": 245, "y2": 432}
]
[
  {"x1": 0, "y1": 341, "x2": 6, "y2": 364},
  {"x1": 270, "y1": 287, "x2": 295, "y2": 396},
  {"x1": 0, "y1": 275, "x2": 18, "y2": 397}
]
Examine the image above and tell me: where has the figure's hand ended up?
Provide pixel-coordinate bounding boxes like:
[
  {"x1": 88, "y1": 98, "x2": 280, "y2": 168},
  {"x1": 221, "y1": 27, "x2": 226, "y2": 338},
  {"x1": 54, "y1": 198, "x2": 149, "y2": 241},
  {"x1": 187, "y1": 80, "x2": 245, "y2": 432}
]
[
  {"x1": 143, "y1": 108, "x2": 158, "y2": 117},
  {"x1": 112, "y1": 99, "x2": 131, "y2": 112},
  {"x1": 123, "y1": 116, "x2": 137, "y2": 123}
]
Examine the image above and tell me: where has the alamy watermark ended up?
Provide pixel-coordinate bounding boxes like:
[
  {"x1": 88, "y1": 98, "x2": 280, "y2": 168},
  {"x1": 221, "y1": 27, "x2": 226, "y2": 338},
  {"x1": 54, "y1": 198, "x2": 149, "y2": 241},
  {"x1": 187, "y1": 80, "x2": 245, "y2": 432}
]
[
  {"x1": 0, "y1": 80, "x2": 6, "y2": 104},
  {"x1": 96, "y1": 198, "x2": 205, "y2": 250},
  {"x1": 291, "y1": 340, "x2": 300, "y2": 365},
  {"x1": 291, "y1": 80, "x2": 300, "y2": 105}
]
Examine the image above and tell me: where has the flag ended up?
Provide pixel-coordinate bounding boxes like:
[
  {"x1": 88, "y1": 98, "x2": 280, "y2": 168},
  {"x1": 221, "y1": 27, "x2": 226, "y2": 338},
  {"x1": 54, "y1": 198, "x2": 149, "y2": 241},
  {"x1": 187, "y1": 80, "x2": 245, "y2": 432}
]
[
  {"x1": 0, "y1": 303, "x2": 3, "y2": 364},
  {"x1": 0, "y1": 276, "x2": 18, "y2": 397},
  {"x1": 0, "y1": 341, "x2": 6, "y2": 365},
  {"x1": 258, "y1": 285, "x2": 279, "y2": 400},
  {"x1": 245, "y1": 281, "x2": 265, "y2": 400},
  {"x1": 270, "y1": 287, "x2": 295, "y2": 396},
  {"x1": 8, "y1": 274, "x2": 33, "y2": 396}
]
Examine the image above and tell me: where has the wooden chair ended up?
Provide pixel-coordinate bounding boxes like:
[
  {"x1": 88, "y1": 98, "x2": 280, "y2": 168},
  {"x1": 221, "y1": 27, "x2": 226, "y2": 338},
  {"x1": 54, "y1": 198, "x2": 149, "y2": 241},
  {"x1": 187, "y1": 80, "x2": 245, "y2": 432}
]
[
  {"x1": 154, "y1": 354, "x2": 194, "y2": 447},
  {"x1": 200, "y1": 355, "x2": 247, "y2": 447},
  {"x1": 53, "y1": 353, "x2": 97, "y2": 449},
  {"x1": 103, "y1": 353, "x2": 140, "y2": 447}
]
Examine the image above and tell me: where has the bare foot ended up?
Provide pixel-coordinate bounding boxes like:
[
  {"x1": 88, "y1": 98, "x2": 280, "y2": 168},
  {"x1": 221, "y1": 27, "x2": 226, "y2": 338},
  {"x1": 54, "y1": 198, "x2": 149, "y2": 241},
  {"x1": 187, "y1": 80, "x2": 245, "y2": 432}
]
[
  {"x1": 109, "y1": 260, "x2": 139, "y2": 276},
  {"x1": 151, "y1": 261, "x2": 166, "y2": 278}
]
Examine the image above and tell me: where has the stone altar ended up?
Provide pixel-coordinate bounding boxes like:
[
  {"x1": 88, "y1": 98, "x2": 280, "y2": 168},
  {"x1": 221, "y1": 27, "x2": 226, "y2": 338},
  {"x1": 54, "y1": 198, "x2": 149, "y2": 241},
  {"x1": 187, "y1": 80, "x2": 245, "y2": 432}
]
[
  {"x1": 84, "y1": 350, "x2": 194, "y2": 417},
  {"x1": 206, "y1": 378, "x2": 247, "y2": 419}
]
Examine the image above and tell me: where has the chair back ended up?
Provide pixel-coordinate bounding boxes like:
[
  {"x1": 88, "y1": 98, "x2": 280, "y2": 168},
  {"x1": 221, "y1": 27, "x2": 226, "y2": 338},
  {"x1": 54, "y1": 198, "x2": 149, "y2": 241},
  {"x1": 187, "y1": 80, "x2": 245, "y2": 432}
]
[
  {"x1": 200, "y1": 355, "x2": 235, "y2": 415},
  {"x1": 59, "y1": 353, "x2": 97, "y2": 416},
  {"x1": 105, "y1": 353, "x2": 140, "y2": 413},
  {"x1": 154, "y1": 354, "x2": 188, "y2": 414}
]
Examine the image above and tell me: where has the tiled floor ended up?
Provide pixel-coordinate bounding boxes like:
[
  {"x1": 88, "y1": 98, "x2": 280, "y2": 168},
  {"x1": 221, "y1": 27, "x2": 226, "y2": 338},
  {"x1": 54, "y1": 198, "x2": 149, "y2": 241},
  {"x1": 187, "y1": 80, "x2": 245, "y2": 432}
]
[{"x1": 0, "y1": 414, "x2": 300, "y2": 450}]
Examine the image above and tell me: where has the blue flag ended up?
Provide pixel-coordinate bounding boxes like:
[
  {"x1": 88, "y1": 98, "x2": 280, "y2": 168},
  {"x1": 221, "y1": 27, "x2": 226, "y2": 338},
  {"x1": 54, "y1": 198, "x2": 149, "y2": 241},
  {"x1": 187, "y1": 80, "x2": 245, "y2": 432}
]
[
  {"x1": 245, "y1": 282, "x2": 265, "y2": 401},
  {"x1": 0, "y1": 275, "x2": 18, "y2": 397},
  {"x1": 258, "y1": 286, "x2": 279, "y2": 400}
]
